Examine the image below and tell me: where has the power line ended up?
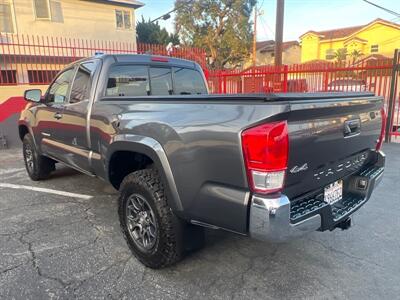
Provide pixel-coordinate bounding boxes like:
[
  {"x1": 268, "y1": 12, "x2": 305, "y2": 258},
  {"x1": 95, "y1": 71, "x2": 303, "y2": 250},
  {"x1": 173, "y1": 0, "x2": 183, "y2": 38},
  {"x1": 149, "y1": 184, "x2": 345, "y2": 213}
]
[
  {"x1": 260, "y1": 15, "x2": 275, "y2": 36},
  {"x1": 150, "y1": 1, "x2": 193, "y2": 23},
  {"x1": 361, "y1": 0, "x2": 400, "y2": 18}
]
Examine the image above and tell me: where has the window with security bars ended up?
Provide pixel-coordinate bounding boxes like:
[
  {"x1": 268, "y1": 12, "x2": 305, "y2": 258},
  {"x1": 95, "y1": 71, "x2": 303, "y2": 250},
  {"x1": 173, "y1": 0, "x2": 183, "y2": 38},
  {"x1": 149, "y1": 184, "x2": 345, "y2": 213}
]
[
  {"x1": 0, "y1": 1, "x2": 14, "y2": 33},
  {"x1": 0, "y1": 70, "x2": 17, "y2": 84},
  {"x1": 28, "y1": 70, "x2": 59, "y2": 84},
  {"x1": 116, "y1": 10, "x2": 132, "y2": 30}
]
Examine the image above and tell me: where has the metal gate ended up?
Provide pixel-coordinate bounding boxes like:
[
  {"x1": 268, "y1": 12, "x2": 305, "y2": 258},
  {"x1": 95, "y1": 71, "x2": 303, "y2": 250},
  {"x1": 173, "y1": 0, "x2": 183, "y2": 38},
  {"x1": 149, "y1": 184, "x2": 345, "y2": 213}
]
[{"x1": 385, "y1": 49, "x2": 400, "y2": 142}]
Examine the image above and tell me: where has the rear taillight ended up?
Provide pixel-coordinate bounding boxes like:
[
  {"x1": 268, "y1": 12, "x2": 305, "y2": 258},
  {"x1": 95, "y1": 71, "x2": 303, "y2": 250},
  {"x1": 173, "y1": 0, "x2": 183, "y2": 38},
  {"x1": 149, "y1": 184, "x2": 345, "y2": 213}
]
[
  {"x1": 376, "y1": 107, "x2": 386, "y2": 151},
  {"x1": 241, "y1": 121, "x2": 289, "y2": 194}
]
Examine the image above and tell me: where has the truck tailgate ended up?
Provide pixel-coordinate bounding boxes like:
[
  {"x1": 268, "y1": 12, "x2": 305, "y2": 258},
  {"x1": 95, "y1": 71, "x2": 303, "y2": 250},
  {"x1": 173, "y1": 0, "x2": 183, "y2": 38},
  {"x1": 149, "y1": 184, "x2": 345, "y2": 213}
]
[{"x1": 284, "y1": 96, "x2": 383, "y2": 199}]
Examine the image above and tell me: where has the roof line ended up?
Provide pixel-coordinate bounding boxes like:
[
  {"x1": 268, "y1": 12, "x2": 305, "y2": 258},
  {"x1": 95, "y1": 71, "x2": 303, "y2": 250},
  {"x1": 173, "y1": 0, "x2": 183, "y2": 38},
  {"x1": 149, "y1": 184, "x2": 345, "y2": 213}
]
[
  {"x1": 87, "y1": 0, "x2": 144, "y2": 9},
  {"x1": 300, "y1": 18, "x2": 400, "y2": 40}
]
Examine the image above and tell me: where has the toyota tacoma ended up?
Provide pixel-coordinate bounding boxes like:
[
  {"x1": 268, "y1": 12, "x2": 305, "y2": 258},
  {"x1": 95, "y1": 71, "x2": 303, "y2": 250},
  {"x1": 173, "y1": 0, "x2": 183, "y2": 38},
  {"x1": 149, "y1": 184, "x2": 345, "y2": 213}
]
[{"x1": 19, "y1": 54, "x2": 385, "y2": 268}]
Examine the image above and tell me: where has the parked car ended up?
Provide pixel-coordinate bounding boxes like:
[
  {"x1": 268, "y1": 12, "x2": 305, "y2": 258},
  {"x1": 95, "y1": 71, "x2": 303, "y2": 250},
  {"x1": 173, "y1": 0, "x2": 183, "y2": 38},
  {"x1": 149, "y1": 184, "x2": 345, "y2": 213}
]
[
  {"x1": 327, "y1": 78, "x2": 367, "y2": 92},
  {"x1": 19, "y1": 55, "x2": 385, "y2": 268}
]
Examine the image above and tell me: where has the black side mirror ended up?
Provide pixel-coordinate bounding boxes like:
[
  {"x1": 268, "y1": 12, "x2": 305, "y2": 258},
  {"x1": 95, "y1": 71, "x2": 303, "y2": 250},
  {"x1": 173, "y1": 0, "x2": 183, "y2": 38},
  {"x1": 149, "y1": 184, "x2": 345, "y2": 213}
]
[{"x1": 24, "y1": 89, "x2": 42, "y2": 103}]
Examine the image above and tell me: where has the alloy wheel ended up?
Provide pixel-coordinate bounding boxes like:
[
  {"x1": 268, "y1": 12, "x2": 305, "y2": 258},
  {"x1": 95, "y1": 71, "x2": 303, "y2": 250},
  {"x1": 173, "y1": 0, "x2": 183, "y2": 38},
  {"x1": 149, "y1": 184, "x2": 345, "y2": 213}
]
[
  {"x1": 24, "y1": 143, "x2": 34, "y2": 173},
  {"x1": 125, "y1": 193, "x2": 158, "y2": 252}
]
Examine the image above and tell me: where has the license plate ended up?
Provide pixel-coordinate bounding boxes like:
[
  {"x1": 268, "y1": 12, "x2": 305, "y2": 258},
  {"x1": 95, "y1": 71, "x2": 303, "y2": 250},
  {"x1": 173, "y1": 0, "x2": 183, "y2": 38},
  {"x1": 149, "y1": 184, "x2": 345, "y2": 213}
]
[{"x1": 324, "y1": 180, "x2": 343, "y2": 205}]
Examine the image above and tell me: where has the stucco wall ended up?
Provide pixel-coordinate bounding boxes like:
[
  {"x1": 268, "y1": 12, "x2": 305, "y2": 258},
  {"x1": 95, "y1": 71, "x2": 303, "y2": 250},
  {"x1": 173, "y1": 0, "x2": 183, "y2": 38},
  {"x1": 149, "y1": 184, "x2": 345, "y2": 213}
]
[
  {"x1": 300, "y1": 21, "x2": 400, "y2": 62},
  {"x1": 300, "y1": 35, "x2": 320, "y2": 62},
  {"x1": 255, "y1": 45, "x2": 301, "y2": 66},
  {"x1": 356, "y1": 23, "x2": 400, "y2": 57},
  {"x1": 8, "y1": 0, "x2": 137, "y2": 46}
]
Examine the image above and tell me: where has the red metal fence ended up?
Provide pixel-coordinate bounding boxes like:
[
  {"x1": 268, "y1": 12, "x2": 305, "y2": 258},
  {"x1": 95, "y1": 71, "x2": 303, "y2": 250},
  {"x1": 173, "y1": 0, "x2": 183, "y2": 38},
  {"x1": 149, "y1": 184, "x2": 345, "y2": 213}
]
[
  {"x1": 207, "y1": 56, "x2": 400, "y2": 140},
  {"x1": 0, "y1": 32, "x2": 398, "y2": 141},
  {"x1": 0, "y1": 33, "x2": 206, "y2": 85},
  {"x1": 207, "y1": 59, "x2": 393, "y2": 94}
]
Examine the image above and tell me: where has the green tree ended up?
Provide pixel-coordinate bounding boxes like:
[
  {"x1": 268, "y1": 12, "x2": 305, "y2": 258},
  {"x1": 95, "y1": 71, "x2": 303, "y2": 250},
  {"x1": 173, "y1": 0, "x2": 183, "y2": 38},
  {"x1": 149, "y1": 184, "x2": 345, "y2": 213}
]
[
  {"x1": 174, "y1": 0, "x2": 256, "y2": 69},
  {"x1": 334, "y1": 48, "x2": 348, "y2": 63},
  {"x1": 136, "y1": 16, "x2": 180, "y2": 45},
  {"x1": 350, "y1": 49, "x2": 363, "y2": 64}
]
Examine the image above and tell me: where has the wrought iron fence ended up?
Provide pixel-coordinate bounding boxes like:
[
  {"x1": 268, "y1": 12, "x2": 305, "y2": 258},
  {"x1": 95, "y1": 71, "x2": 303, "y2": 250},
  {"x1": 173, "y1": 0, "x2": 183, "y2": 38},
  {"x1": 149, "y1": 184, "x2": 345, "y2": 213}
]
[
  {"x1": 207, "y1": 56, "x2": 400, "y2": 140},
  {"x1": 0, "y1": 33, "x2": 206, "y2": 85}
]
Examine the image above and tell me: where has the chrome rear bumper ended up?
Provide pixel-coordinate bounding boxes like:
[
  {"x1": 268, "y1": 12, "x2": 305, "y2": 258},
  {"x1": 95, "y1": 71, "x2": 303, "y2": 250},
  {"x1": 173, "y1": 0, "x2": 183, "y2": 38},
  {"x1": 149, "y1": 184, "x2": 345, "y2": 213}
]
[
  {"x1": 249, "y1": 151, "x2": 385, "y2": 242},
  {"x1": 249, "y1": 195, "x2": 321, "y2": 242}
]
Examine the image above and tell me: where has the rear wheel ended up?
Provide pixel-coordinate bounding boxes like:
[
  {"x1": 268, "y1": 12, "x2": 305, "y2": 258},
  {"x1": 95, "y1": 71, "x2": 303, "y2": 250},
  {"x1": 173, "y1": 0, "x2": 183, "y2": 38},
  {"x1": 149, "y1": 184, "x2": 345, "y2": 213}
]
[
  {"x1": 118, "y1": 169, "x2": 185, "y2": 268},
  {"x1": 22, "y1": 134, "x2": 55, "y2": 181}
]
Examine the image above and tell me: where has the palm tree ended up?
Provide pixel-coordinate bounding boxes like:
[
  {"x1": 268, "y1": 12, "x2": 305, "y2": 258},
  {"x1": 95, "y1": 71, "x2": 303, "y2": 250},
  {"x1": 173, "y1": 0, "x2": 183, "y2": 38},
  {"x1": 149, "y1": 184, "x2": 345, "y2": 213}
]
[
  {"x1": 334, "y1": 48, "x2": 348, "y2": 64},
  {"x1": 350, "y1": 49, "x2": 363, "y2": 64}
]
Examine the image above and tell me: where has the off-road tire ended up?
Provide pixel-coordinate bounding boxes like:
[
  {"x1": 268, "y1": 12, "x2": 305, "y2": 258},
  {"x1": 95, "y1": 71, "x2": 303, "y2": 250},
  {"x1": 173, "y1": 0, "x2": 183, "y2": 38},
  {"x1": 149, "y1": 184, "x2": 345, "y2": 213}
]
[
  {"x1": 118, "y1": 169, "x2": 185, "y2": 268},
  {"x1": 22, "y1": 134, "x2": 55, "y2": 181}
]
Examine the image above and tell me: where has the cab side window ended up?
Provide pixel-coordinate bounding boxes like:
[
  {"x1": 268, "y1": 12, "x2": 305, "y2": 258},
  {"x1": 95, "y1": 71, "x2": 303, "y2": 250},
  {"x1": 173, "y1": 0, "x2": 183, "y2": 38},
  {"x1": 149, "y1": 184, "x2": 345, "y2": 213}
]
[
  {"x1": 70, "y1": 61, "x2": 98, "y2": 104},
  {"x1": 47, "y1": 68, "x2": 75, "y2": 104}
]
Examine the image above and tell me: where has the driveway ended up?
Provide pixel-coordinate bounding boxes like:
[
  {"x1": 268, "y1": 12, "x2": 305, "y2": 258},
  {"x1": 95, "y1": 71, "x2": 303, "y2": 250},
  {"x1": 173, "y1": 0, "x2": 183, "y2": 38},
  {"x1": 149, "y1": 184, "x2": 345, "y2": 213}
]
[{"x1": 1, "y1": 144, "x2": 399, "y2": 299}]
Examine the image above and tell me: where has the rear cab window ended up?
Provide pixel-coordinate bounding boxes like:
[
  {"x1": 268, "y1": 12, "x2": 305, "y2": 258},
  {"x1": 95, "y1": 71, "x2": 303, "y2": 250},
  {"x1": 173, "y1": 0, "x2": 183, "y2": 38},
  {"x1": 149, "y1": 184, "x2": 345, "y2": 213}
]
[
  {"x1": 105, "y1": 64, "x2": 207, "y2": 97},
  {"x1": 150, "y1": 67, "x2": 173, "y2": 95},
  {"x1": 106, "y1": 65, "x2": 150, "y2": 97},
  {"x1": 173, "y1": 67, "x2": 207, "y2": 95}
]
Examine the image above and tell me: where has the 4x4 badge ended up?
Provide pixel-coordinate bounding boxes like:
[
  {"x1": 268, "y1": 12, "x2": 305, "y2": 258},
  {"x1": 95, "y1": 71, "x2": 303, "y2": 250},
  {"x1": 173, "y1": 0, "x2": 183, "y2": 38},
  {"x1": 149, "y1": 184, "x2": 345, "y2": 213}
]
[{"x1": 290, "y1": 163, "x2": 308, "y2": 174}]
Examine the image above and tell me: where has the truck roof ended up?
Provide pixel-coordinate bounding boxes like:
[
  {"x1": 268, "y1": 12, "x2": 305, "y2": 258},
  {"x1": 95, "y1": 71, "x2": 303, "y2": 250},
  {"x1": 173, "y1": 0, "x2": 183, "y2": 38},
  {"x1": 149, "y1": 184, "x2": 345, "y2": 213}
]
[{"x1": 77, "y1": 54, "x2": 199, "y2": 69}]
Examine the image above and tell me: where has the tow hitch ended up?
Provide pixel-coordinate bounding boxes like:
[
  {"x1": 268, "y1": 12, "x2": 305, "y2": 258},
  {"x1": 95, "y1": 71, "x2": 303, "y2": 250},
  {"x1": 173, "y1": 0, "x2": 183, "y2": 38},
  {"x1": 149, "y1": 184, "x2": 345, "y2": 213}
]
[{"x1": 335, "y1": 217, "x2": 352, "y2": 230}]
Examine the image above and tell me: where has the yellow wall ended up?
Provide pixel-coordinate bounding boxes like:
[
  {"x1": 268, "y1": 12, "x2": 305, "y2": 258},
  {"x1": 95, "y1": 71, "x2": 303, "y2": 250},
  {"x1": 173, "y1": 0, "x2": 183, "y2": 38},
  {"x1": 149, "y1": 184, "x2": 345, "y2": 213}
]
[
  {"x1": 300, "y1": 21, "x2": 400, "y2": 62},
  {"x1": 319, "y1": 40, "x2": 345, "y2": 60},
  {"x1": 346, "y1": 40, "x2": 366, "y2": 56},
  {"x1": 300, "y1": 34, "x2": 320, "y2": 62},
  {"x1": 356, "y1": 23, "x2": 400, "y2": 57},
  {"x1": 9, "y1": 0, "x2": 137, "y2": 46}
]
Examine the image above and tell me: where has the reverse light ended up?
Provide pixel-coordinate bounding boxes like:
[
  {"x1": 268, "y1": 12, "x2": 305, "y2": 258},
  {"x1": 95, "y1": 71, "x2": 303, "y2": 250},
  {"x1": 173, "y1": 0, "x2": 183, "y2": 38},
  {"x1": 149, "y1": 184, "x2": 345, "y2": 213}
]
[
  {"x1": 241, "y1": 121, "x2": 289, "y2": 194},
  {"x1": 376, "y1": 107, "x2": 386, "y2": 151}
]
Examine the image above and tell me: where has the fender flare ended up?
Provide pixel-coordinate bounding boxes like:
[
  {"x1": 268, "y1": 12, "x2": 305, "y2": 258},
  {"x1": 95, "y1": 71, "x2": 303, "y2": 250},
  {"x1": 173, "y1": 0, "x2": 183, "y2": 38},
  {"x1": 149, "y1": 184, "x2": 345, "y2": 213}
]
[
  {"x1": 106, "y1": 134, "x2": 183, "y2": 212},
  {"x1": 18, "y1": 120, "x2": 38, "y2": 149}
]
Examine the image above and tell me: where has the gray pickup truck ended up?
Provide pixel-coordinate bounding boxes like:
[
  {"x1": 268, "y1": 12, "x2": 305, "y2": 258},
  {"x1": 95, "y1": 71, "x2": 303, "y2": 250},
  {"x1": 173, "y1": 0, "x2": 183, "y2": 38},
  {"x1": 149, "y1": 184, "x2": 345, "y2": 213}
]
[{"x1": 19, "y1": 54, "x2": 385, "y2": 268}]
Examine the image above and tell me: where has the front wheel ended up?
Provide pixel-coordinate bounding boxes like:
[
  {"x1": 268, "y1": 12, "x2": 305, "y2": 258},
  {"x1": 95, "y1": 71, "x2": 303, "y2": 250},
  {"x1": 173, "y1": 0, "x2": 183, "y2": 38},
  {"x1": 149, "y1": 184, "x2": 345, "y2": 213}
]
[
  {"x1": 118, "y1": 169, "x2": 185, "y2": 268},
  {"x1": 22, "y1": 134, "x2": 55, "y2": 181}
]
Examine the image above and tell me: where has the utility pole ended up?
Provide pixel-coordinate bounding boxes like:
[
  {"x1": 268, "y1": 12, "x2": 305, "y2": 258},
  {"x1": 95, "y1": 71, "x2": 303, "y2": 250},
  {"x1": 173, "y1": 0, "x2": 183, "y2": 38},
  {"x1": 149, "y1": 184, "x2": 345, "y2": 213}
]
[
  {"x1": 274, "y1": 0, "x2": 284, "y2": 66},
  {"x1": 252, "y1": 3, "x2": 257, "y2": 67}
]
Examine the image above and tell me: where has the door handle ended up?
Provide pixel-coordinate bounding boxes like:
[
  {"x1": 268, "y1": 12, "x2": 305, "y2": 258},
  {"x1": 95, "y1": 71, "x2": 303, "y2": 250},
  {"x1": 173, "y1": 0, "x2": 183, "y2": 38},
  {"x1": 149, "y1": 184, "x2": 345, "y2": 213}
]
[{"x1": 54, "y1": 112, "x2": 63, "y2": 120}]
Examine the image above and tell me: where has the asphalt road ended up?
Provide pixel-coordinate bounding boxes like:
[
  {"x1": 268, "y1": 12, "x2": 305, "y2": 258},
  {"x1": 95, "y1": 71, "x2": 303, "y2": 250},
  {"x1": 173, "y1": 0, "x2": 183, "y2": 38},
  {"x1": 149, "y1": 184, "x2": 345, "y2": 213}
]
[{"x1": 1, "y1": 144, "x2": 399, "y2": 299}]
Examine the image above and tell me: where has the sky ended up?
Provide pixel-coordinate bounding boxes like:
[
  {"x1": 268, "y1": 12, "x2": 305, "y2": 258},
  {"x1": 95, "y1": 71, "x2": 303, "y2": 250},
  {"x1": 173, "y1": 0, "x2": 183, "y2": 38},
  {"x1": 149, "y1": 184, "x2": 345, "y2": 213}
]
[{"x1": 137, "y1": 0, "x2": 400, "y2": 42}]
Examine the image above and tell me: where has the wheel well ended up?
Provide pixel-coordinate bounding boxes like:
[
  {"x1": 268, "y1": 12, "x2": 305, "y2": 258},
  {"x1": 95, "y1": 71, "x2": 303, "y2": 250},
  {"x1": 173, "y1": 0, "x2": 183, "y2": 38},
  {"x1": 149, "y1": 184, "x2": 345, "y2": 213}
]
[
  {"x1": 108, "y1": 151, "x2": 154, "y2": 190},
  {"x1": 19, "y1": 125, "x2": 29, "y2": 140}
]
